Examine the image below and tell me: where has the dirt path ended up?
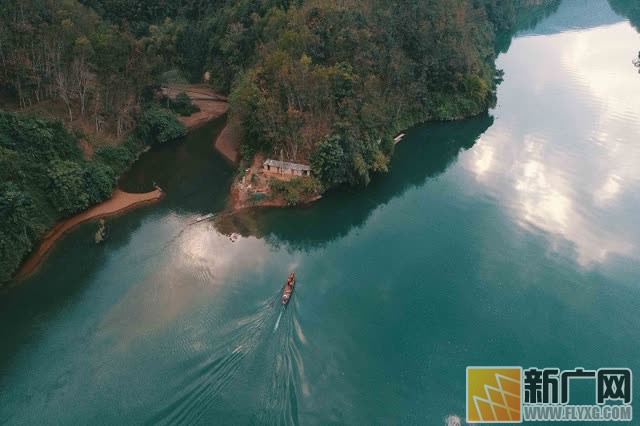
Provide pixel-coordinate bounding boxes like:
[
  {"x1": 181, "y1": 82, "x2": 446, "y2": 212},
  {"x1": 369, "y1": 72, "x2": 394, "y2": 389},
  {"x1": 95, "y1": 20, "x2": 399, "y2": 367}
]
[
  {"x1": 16, "y1": 188, "x2": 164, "y2": 280},
  {"x1": 162, "y1": 84, "x2": 228, "y2": 102}
]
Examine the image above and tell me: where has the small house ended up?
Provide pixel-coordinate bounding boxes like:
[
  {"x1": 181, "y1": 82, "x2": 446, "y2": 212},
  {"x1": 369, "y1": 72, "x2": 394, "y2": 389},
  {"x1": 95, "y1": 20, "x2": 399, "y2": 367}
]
[{"x1": 263, "y1": 159, "x2": 311, "y2": 177}]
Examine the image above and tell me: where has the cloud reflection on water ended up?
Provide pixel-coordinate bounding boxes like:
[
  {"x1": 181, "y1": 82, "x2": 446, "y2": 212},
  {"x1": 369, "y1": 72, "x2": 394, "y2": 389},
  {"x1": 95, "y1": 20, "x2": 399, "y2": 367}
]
[
  {"x1": 99, "y1": 216, "x2": 275, "y2": 344},
  {"x1": 465, "y1": 22, "x2": 640, "y2": 265}
]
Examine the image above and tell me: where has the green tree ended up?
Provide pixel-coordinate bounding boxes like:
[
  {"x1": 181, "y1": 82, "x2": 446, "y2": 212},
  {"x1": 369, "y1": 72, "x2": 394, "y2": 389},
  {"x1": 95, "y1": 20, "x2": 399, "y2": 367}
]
[
  {"x1": 170, "y1": 92, "x2": 200, "y2": 116},
  {"x1": 0, "y1": 183, "x2": 46, "y2": 281},
  {"x1": 94, "y1": 144, "x2": 136, "y2": 173},
  {"x1": 83, "y1": 162, "x2": 116, "y2": 204},
  {"x1": 137, "y1": 106, "x2": 186, "y2": 145},
  {"x1": 47, "y1": 159, "x2": 91, "y2": 215},
  {"x1": 311, "y1": 135, "x2": 348, "y2": 186}
]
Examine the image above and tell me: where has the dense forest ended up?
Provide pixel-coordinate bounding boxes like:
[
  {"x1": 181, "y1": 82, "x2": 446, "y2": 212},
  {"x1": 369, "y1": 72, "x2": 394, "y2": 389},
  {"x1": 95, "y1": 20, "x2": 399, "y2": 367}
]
[
  {"x1": 0, "y1": 108, "x2": 185, "y2": 282},
  {"x1": 0, "y1": 0, "x2": 564, "y2": 282}
]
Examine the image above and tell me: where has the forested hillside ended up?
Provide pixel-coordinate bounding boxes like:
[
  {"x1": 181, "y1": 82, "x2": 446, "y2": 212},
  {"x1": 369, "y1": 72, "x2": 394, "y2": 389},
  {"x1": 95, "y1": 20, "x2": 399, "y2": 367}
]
[
  {"x1": 0, "y1": 0, "x2": 557, "y2": 282},
  {"x1": 0, "y1": 0, "x2": 181, "y2": 135},
  {"x1": 230, "y1": 0, "x2": 518, "y2": 186},
  {"x1": 0, "y1": 108, "x2": 185, "y2": 282}
]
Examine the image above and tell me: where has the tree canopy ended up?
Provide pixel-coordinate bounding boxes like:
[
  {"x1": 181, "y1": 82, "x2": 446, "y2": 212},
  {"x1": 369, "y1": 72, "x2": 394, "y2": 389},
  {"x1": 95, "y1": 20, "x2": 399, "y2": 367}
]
[
  {"x1": 0, "y1": 0, "x2": 564, "y2": 282},
  {"x1": 0, "y1": 107, "x2": 184, "y2": 283}
]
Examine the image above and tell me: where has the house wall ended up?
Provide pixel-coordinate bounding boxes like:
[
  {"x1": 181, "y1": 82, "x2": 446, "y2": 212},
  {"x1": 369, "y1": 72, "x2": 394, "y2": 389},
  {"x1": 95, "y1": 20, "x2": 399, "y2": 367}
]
[{"x1": 264, "y1": 164, "x2": 309, "y2": 176}]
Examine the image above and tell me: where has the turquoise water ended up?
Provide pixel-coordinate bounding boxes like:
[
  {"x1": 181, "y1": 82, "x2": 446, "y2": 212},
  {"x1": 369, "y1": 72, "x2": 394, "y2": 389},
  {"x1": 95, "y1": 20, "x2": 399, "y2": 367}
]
[{"x1": 2, "y1": 1, "x2": 640, "y2": 424}]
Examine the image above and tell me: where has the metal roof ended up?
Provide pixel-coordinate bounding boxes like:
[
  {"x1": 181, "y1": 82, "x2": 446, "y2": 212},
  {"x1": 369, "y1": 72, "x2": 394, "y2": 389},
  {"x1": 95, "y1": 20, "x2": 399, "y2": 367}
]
[{"x1": 264, "y1": 159, "x2": 311, "y2": 171}]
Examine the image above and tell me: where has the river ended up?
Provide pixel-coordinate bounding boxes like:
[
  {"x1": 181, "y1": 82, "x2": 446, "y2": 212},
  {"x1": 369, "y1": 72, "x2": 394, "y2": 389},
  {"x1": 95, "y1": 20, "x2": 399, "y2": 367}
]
[{"x1": 1, "y1": 1, "x2": 639, "y2": 424}]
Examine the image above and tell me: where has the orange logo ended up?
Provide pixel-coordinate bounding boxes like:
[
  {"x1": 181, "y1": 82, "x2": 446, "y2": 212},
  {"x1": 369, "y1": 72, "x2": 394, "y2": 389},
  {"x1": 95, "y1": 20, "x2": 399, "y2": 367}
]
[{"x1": 467, "y1": 367, "x2": 522, "y2": 423}]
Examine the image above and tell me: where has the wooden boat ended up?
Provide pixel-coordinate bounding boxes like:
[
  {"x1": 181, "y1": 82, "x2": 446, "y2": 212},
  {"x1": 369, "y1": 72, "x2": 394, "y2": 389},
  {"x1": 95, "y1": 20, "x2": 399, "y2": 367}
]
[
  {"x1": 191, "y1": 213, "x2": 214, "y2": 224},
  {"x1": 281, "y1": 272, "x2": 296, "y2": 306}
]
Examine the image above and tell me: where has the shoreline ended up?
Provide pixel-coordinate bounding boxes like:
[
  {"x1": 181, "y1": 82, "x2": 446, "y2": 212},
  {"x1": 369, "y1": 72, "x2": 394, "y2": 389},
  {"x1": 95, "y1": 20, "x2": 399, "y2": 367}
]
[
  {"x1": 163, "y1": 84, "x2": 229, "y2": 130},
  {"x1": 226, "y1": 131, "x2": 407, "y2": 212},
  {"x1": 15, "y1": 188, "x2": 164, "y2": 281},
  {"x1": 177, "y1": 101, "x2": 228, "y2": 129},
  {"x1": 228, "y1": 153, "x2": 321, "y2": 211},
  {"x1": 13, "y1": 91, "x2": 228, "y2": 283}
]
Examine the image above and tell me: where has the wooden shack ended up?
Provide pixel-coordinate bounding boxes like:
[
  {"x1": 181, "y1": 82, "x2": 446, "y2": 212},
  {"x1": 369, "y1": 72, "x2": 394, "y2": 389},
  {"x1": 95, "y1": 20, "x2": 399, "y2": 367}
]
[{"x1": 263, "y1": 159, "x2": 311, "y2": 176}]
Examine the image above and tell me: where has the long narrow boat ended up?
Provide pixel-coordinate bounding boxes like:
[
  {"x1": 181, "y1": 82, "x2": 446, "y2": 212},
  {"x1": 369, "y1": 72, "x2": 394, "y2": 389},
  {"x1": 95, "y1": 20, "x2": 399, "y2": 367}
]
[{"x1": 281, "y1": 272, "x2": 296, "y2": 306}]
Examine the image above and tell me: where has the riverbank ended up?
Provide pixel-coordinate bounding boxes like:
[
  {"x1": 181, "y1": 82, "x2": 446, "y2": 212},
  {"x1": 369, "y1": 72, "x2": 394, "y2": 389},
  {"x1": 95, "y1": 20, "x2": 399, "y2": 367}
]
[
  {"x1": 162, "y1": 84, "x2": 228, "y2": 130},
  {"x1": 228, "y1": 153, "x2": 321, "y2": 210},
  {"x1": 12, "y1": 89, "x2": 227, "y2": 283},
  {"x1": 227, "y1": 132, "x2": 407, "y2": 211},
  {"x1": 178, "y1": 101, "x2": 227, "y2": 129},
  {"x1": 15, "y1": 188, "x2": 164, "y2": 281}
]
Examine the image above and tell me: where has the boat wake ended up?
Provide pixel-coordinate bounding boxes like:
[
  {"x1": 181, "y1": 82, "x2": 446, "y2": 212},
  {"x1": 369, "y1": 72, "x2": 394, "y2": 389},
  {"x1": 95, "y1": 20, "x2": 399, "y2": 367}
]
[
  {"x1": 150, "y1": 293, "x2": 282, "y2": 425},
  {"x1": 149, "y1": 280, "x2": 307, "y2": 425},
  {"x1": 274, "y1": 309, "x2": 284, "y2": 332},
  {"x1": 254, "y1": 298, "x2": 308, "y2": 425}
]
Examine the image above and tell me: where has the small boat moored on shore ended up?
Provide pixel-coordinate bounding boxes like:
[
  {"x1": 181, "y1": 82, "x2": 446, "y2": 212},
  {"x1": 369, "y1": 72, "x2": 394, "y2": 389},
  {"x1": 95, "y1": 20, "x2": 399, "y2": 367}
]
[
  {"x1": 191, "y1": 213, "x2": 214, "y2": 225},
  {"x1": 281, "y1": 272, "x2": 296, "y2": 306}
]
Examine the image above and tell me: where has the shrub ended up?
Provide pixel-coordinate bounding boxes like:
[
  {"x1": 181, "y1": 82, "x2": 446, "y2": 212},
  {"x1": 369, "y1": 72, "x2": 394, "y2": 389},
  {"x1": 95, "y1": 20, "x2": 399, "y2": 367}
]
[
  {"x1": 83, "y1": 162, "x2": 116, "y2": 204},
  {"x1": 269, "y1": 177, "x2": 322, "y2": 205},
  {"x1": 170, "y1": 92, "x2": 200, "y2": 116},
  {"x1": 94, "y1": 144, "x2": 136, "y2": 174},
  {"x1": 46, "y1": 159, "x2": 116, "y2": 216},
  {"x1": 137, "y1": 106, "x2": 187, "y2": 145},
  {"x1": 47, "y1": 159, "x2": 91, "y2": 215},
  {"x1": 159, "y1": 69, "x2": 189, "y2": 84}
]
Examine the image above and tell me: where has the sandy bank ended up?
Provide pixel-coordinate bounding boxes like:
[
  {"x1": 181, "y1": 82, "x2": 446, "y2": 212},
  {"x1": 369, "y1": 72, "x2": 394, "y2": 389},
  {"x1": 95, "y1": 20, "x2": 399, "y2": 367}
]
[
  {"x1": 178, "y1": 100, "x2": 228, "y2": 129},
  {"x1": 16, "y1": 188, "x2": 164, "y2": 280},
  {"x1": 164, "y1": 84, "x2": 239, "y2": 164},
  {"x1": 162, "y1": 84, "x2": 229, "y2": 130}
]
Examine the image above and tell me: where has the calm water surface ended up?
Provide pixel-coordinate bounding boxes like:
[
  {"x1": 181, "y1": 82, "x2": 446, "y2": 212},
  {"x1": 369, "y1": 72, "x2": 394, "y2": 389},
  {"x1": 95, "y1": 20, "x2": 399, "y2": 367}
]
[{"x1": 2, "y1": 1, "x2": 640, "y2": 424}]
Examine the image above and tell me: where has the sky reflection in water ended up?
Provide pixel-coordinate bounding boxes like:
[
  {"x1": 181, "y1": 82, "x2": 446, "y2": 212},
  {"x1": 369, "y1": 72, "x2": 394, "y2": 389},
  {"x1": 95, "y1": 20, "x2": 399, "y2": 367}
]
[{"x1": 465, "y1": 20, "x2": 640, "y2": 266}]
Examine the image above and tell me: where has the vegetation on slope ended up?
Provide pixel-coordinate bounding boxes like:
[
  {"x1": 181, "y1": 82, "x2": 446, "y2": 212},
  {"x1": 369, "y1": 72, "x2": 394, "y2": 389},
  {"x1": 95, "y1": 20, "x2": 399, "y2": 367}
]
[
  {"x1": 0, "y1": 109, "x2": 184, "y2": 283},
  {"x1": 229, "y1": 0, "x2": 501, "y2": 186},
  {"x1": 73, "y1": 0, "x2": 560, "y2": 186},
  {"x1": 0, "y1": 0, "x2": 189, "y2": 282},
  {"x1": 69, "y1": 0, "x2": 561, "y2": 189},
  {"x1": 0, "y1": 0, "x2": 560, "y2": 282},
  {"x1": 0, "y1": 0, "x2": 155, "y2": 137}
]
